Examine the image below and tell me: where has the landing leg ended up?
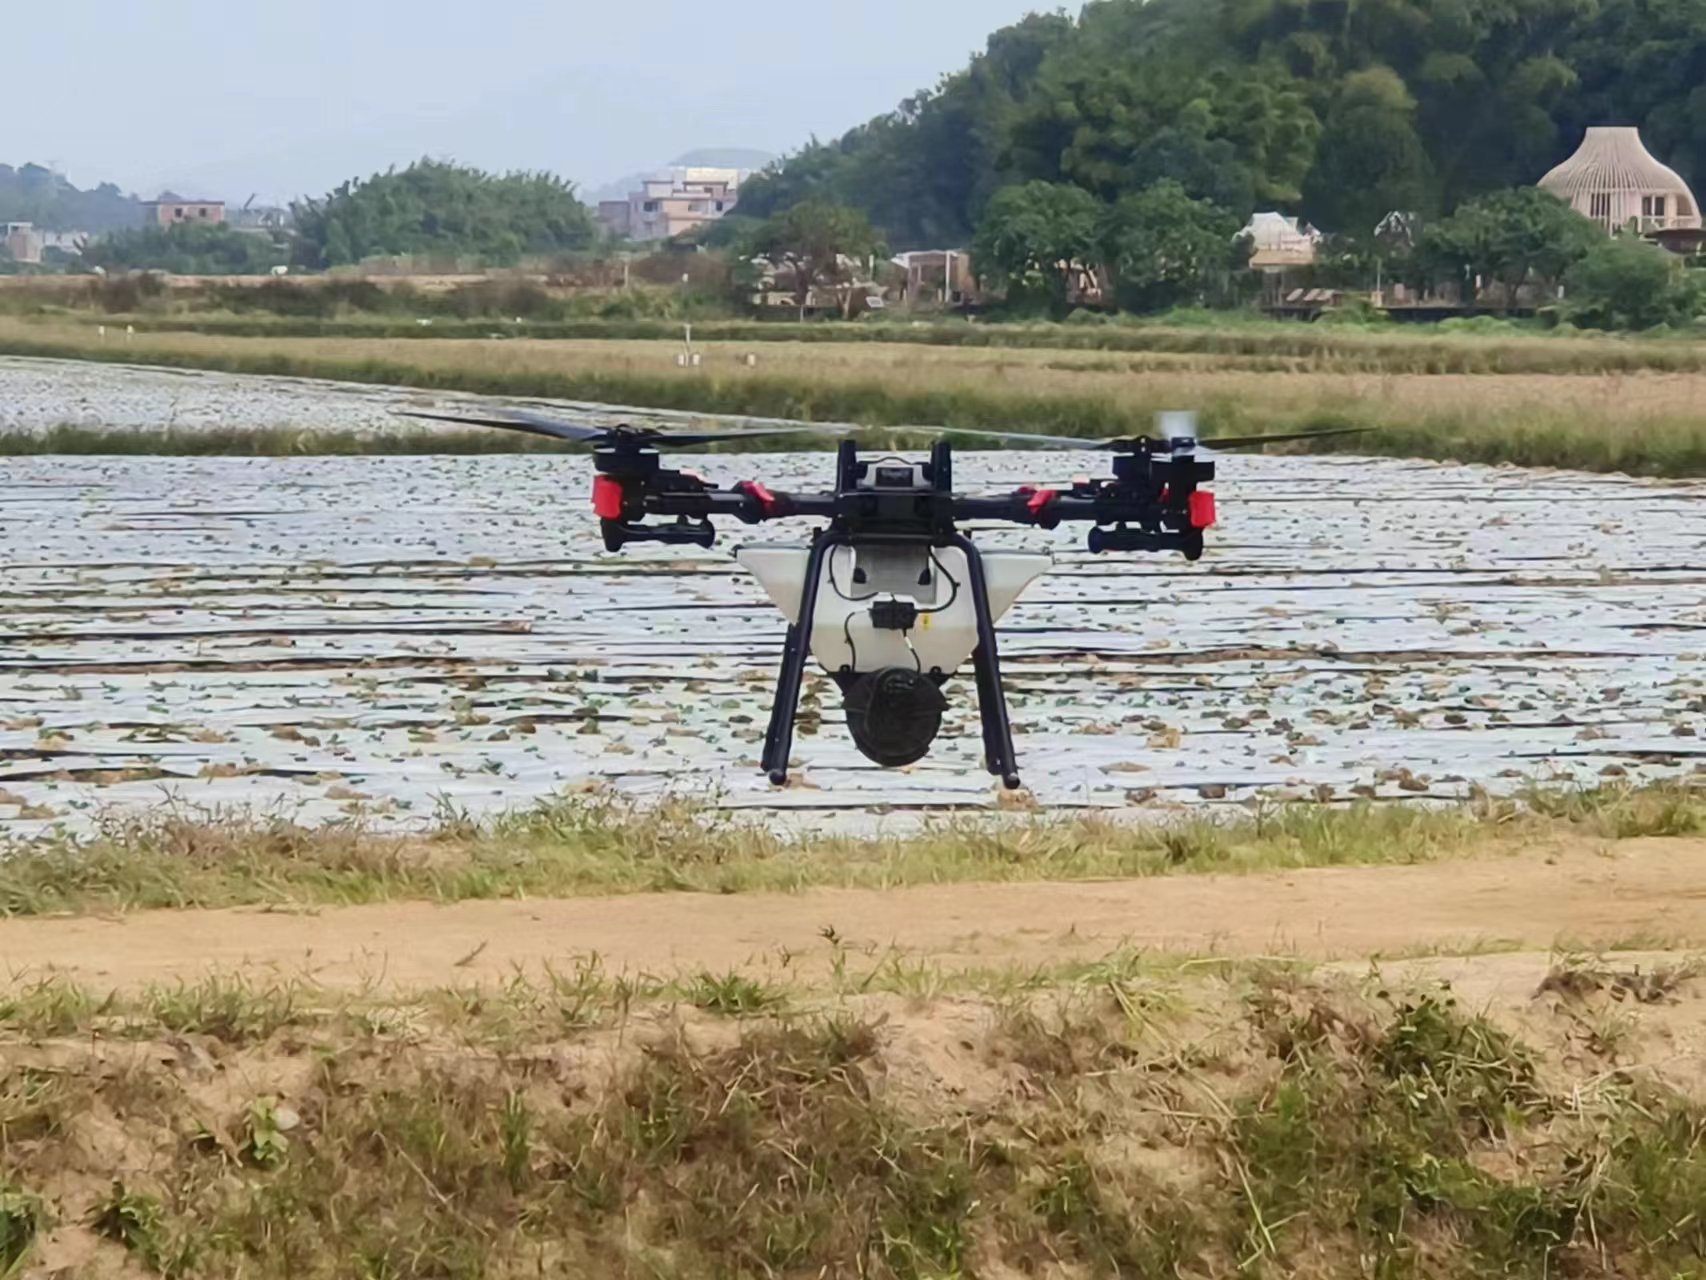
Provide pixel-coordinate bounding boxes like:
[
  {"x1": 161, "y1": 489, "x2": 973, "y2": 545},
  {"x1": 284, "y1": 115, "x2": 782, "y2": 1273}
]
[
  {"x1": 761, "y1": 532, "x2": 840, "y2": 785},
  {"x1": 951, "y1": 535, "x2": 1022, "y2": 790}
]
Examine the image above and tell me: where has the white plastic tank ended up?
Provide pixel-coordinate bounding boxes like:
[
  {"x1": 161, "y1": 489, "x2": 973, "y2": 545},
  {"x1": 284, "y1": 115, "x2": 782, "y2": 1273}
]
[{"x1": 737, "y1": 541, "x2": 1051, "y2": 675}]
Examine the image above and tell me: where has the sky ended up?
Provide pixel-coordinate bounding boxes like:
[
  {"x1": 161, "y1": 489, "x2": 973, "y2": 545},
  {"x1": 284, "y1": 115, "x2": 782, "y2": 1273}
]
[{"x1": 7, "y1": 0, "x2": 1055, "y2": 205}]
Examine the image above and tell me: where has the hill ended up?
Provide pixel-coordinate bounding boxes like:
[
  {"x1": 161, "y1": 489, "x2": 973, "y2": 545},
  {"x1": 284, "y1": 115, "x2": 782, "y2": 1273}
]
[
  {"x1": 735, "y1": 0, "x2": 1706, "y2": 249},
  {"x1": 0, "y1": 163, "x2": 142, "y2": 232}
]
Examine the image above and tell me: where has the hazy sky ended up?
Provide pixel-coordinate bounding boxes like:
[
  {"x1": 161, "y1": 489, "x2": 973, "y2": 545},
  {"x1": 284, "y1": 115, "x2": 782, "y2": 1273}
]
[{"x1": 10, "y1": 1, "x2": 1055, "y2": 204}]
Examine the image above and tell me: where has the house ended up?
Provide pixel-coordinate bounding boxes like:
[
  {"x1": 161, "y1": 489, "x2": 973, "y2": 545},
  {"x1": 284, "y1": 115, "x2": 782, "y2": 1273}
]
[
  {"x1": 141, "y1": 197, "x2": 226, "y2": 228},
  {"x1": 230, "y1": 201, "x2": 292, "y2": 233},
  {"x1": 597, "y1": 167, "x2": 748, "y2": 243},
  {"x1": 1240, "y1": 212, "x2": 1320, "y2": 271},
  {"x1": 1539, "y1": 126, "x2": 1703, "y2": 251},
  {"x1": 1373, "y1": 210, "x2": 1419, "y2": 248},
  {"x1": 3, "y1": 222, "x2": 41, "y2": 263},
  {"x1": 3, "y1": 223, "x2": 91, "y2": 264},
  {"x1": 891, "y1": 249, "x2": 977, "y2": 305}
]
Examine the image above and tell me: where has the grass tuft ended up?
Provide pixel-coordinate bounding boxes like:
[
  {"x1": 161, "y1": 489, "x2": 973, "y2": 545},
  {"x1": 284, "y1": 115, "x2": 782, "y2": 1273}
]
[{"x1": 683, "y1": 970, "x2": 788, "y2": 1017}]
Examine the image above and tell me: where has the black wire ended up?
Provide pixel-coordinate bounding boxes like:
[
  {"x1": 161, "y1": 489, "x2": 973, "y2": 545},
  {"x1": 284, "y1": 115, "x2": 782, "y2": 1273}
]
[
  {"x1": 828, "y1": 546, "x2": 878, "y2": 603},
  {"x1": 831, "y1": 545, "x2": 958, "y2": 673},
  {"x1": 915, "y1": 550, "x2": 961, "y2": 616}
]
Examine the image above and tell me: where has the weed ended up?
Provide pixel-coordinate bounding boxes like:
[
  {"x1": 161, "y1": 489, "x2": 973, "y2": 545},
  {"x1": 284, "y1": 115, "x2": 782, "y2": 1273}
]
[
  {"x1": 239, "y1": 1100, "x2": 290, "y2": 1169},
  {"x1": 143, "y1": 975, "x2": 303, "y2": 1044},
  {"x1": 0, "y1": 976, "x2": 103, "y2": 1037},
  {"x1": 498, "y1": 1091, "x2": 531, "y2": 1192},
  {"x1": 684, "y1": 969, "x2": 787, "y2": 1017},
  {"x1": 1521, "y1": 780, "x2": 1706, "y2": 838},
  {"x1": 91, "y1": 1181, "x2": 169, "y2": 1270},
  {"x1": 0, "y1": 1187, "x2": 41, "y2": 1277}
]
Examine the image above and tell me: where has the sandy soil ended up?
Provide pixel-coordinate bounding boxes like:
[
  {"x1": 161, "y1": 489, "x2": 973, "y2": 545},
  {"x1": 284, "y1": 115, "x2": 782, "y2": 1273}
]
[{"x1": 4, "y1": 835, "x2": 1703, "y2": 993}]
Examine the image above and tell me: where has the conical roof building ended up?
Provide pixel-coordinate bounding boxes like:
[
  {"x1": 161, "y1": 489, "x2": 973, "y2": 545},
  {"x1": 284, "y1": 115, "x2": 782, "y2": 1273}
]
[{"x1": 1539, "y1": 127, "x2": 1701, "y2": 233}]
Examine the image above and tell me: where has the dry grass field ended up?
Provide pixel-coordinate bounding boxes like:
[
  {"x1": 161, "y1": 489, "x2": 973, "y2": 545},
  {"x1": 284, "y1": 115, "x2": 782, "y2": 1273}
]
[{"x1": 4, "y1": 318, "x2": 1706, "y2": 472}]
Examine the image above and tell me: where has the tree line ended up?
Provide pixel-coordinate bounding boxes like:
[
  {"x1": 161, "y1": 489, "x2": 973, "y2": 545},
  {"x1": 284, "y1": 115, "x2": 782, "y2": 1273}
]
[{"x1": 4, "y1": 160, "x2": 601, "y2": 276}]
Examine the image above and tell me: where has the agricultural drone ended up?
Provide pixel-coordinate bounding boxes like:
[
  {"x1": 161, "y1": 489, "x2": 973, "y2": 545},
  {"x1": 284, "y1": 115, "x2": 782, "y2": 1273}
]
[{"x1": 410, "y1": 406, "x2": 1354, "y2": 789}]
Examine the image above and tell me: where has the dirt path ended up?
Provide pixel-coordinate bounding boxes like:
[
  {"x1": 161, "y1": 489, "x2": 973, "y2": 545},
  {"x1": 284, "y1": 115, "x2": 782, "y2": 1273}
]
[{"x1": 4, "y1": 837, "x2": 1704, "y2": 992}]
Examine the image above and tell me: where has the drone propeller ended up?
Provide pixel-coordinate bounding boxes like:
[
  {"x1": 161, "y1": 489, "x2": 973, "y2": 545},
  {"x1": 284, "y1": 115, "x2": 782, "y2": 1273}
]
[
  {"x1": 399, "y1": 408, "x2": 840, "y2": 449},
  {"x1": 941, "y1": 424, "x2": 1369, "y2": 452}
]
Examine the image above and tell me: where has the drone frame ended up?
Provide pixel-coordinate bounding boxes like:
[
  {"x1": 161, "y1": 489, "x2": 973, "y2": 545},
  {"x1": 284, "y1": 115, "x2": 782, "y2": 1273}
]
[
  {"x1": 399, "y1": 405, "x2": 1363, "y2": 788},
  {"x1": 586, "y1": 432, "x2": 1215, "y2": 790}
]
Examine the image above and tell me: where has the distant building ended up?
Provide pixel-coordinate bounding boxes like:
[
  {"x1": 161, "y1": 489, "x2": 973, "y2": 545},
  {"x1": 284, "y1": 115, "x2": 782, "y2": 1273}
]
[
  {"x1": 892, "y1": 249, "x2": 977, "y2": 305},
  {"x1": 1539, "y1": 127, "x2": 1702, "y2": 241},
  {"x1": 229, "y1": 203, "x2": 292, "y2": 234},
  {"x1": 141, "y1": 198, "x2": 226, "y2": 228},
  {"x1": 598, "y1": 167, "x2": 748, "y2": 243},
  {"x1": 4, "y1": 224, "x2": 91, "y2": 263},
  {"x1": 3, "y1": 222, "x2": 41, "y2": 263},
  {"x1": 1373, "y1": 210, "x2": 1419, "y2": 248},
  {"x1": 1240, "y1": 212, "x2": 1320, "y2": 272}
]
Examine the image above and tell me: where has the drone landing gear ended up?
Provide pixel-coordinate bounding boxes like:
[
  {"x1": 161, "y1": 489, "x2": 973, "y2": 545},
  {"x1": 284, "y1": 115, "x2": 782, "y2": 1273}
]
[
  {"x1": 953, "y1": 534, "x2": 1023, "y2": 791},
  {"x1": 760, "y1": 532, "x2": 1023, "y2": 791},
  {"x1": 761, "y1": 531, "x2": 839, "y2": 786}
]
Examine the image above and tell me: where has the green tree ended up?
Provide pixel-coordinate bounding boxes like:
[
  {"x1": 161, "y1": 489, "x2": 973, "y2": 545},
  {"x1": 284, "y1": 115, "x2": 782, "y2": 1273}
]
[
  {"x1": 1420, "y1": 186, "x2": 1602, "y2": 303},
  {"x1": 972, "y1": 181, "x2": 1105, "y2": 314},
  {"x1": 78, "y1": 223, "x2": 288, "y2": 275},
  {"x1": 1100, "y1": 181, "x2": 1241, "y2": 313},
  {"x1": 1302, "y1": 67, "x2": 1436, "y2": 234},
  {"x1": 1563, "y1": 236, "x2": 1702, "y2": 330},
  {"x1": 291, "y1": 160, "x2": 596, "y2": 269},
  {"x1": 749, "y1": 201, "x2": 884, "y2": 319}
]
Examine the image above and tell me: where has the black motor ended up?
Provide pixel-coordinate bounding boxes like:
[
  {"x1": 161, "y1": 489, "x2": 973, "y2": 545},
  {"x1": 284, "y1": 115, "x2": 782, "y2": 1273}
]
[{"x1": 843, "y1": 667, "x2": 947, "y2": 767}]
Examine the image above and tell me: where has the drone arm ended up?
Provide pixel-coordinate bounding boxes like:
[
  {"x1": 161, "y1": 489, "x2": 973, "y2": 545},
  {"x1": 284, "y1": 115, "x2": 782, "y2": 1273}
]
[
  {"x1": 593, "y1": 466, "x2": 842, "y2": 550},
  {"x1": 953, "y1": 468, "x2": 1216, "y2": 560}
]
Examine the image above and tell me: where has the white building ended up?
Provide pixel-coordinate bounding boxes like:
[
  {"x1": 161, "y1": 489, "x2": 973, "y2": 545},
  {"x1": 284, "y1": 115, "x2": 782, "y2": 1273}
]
[
  {"x1": 1539, "y1": 126, "x2": 1702, "y2": 235},
  {"x1": 598, "y1": 167, "x2": 749, "y2": 243},
  {"x1": 1239, "y1": 212, "x2": 1321, "y2": 272}
]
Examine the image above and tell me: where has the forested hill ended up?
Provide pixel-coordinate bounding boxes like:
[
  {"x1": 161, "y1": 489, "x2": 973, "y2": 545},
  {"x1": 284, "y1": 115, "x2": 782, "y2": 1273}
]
[
  {"x1": 0, "y1": 164, "x2": 143, "y2": 232},
  {"x1": 736, "y1": 0, "x2": 1706, "y2": 249}
]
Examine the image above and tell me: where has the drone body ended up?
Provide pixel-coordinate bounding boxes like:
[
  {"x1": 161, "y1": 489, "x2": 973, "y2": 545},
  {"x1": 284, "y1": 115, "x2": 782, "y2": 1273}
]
[{"x1": 407, "y1": 405, "x2": 1353, "y2": 788}]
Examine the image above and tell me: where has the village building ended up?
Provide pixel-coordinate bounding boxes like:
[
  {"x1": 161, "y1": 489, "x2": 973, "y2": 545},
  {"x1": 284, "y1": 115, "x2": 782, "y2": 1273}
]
[
  {"x1": 598, "y1": 167, "x2": 748, "y2": 243},
  {"x1": 141, "y1": 197, "x2": 226, "y2": 228},
  {"x1": 891, "y1": 249, "x2": 977, "y2": 305},
  {"x1": 1539, "y1": 126, "x2": 1704, "y2": 252},
  {"x1": 1239, "y1": 212, "x2": 1321, "y2": 272}
]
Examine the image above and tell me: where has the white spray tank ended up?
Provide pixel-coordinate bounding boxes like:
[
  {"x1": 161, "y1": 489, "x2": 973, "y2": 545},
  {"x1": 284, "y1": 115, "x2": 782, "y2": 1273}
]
[{"x1": 736, "y1": 541, "x2": 1051, "y2": 676}]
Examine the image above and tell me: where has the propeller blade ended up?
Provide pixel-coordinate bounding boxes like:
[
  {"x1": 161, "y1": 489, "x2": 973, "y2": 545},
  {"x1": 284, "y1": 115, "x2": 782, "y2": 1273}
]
[
  {"x1": 944, "y1": 424, "x2": 1371, "y2": 452},
  {"x1": 399, "y1": 409, "x2": 843, "y2": 448},
  {"x1": 501, "y1": 408, "x2": 624, "y2": 441},
  {"x1": 1199, "y1": 427, "x2": 1371, "y2": 450},
  {"x1": 637, "y1": 426, "x2": 849, "y2": 447},
  {"x1": 398, "y1": 410, "x2": 605, "y2": 443},
  {"x1": 941, "y1": 426, "x2": 1110, "y2": 450}
]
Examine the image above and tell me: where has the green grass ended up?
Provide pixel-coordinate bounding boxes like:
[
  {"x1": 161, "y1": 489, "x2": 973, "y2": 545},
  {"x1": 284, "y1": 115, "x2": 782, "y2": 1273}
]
[{"x1": 1, "y1": 784, "x2": 1695, "y2": 921}]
